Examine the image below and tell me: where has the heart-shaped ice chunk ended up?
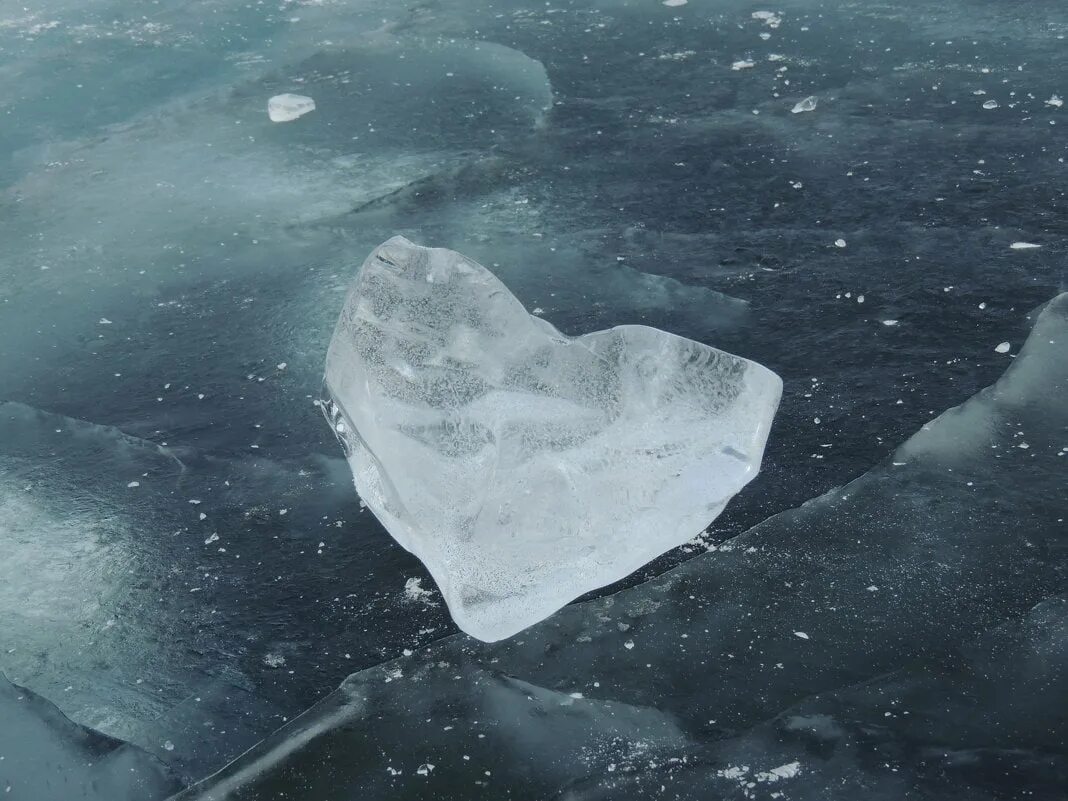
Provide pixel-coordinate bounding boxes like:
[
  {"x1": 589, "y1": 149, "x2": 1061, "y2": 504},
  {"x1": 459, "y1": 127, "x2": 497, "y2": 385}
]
[{"x1": 324, "y1": 237, "x2": 781, "y2": 641}]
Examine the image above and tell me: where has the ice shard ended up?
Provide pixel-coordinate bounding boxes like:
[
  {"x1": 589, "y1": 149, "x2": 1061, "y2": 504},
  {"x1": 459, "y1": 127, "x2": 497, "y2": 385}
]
[
  {"x1": 324, "y1": 237, "x2": 782, "y2": 641},
  {"x1": 0, "y1": 673, "x2": 180, "y2": 801}
]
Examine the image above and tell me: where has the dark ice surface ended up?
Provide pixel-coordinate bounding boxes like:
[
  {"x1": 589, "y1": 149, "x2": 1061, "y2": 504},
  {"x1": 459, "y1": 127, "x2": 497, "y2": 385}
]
[
  {"x1": 172, "y1": 292, "x2": 1068, "y2": 800},
  {"x1": 1, "y1": 0, "x2": 1065, "y2": 798}
]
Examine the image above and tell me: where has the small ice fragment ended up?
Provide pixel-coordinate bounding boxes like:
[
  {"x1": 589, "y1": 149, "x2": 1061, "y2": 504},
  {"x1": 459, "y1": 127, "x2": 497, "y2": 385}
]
[
  {"x1": 416, "y1": 764, "x2": 435, "y2": 776},
  {"x1": 834, "y1": 238, "x2": 846, "y2": 248},
  {"x1": 982, "y1": 99, "x2": 999, "y2": 109},
  {"x1": 404, "y1": 577, "x2": 434, "y2": 602},
  {"x1": 994, "y1": 342, "x2": 1011, "y2": 354},
  {"x1": 882, "y1": 320, "x2": 899, "y2": 326},
  {"x1": 624, "y1": 639, "x2": 635, "y2": 650},
  {"x1": 263, "y1": 653, "x2": 286, "y2": 668},
  {"x1": 856, "y1": 294, "x2": 865, "y2": 304},
  {"x1": 979, "y1": 302, "x2": 987, "y2": 309},
  {"x1": 792, "y1": 96, "x2": 818, "y2": 113},
  {"x1": 866, "y1": 585, "x2": 879, "y2": 591},
  {"x1": 205, "y1": 533, "x2": 219, "y2": 545},
  {"x1": 752, "y1": 10, "x2": 782, "y2": 28},
  {"x1": 793, "y1": 631, "x2": 810, "y2": 639},
  {"x1": 277, "y1": 362, "x2": 287, "y2": 370},
  {"x1": 1010, "y1": 241, "x2": 1041, "y2": 249},
  {"x1": 1045, "y1": 94, "x2": 1063, "y2": 108},
  {"x1": 267, "y1": 93, "x2": 316, "y2": 123},
  {"x1": 99, "y1": 318, "x2": 113, "y2": 325},
  {"x1": 127, "y1": 481, "x2": 140, "y2": 488},
  {"x1": 198, "y1": 512, "x2": 207, "y2": 521},
  {"x1": 731, "y1": 59, "x2": 755, "y2": 71},
  {"x1": 163, "y1": 740, "x2": 175, "y2": 752}
]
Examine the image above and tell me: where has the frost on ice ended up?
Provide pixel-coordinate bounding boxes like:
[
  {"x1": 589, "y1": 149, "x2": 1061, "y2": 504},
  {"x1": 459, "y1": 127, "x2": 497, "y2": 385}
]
[
  {"x1": 324, "y1": 237, "x2": 782, "y2": 641},
  {"x1": 267, "y1": 93, "x2": 316, "y2": 122}
]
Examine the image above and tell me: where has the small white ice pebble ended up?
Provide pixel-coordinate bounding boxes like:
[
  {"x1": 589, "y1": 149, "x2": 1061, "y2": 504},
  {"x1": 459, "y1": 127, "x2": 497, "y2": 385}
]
[
  {"x1": 731, "y1": 60, "x2": 755, "y2": 71},
  {"x1": 127, "y1": 481, "x2": 140, "y2": 488},
  {"x1": 662, "y1": 0, "x2": 687, "y2": 6},
  {"x1": 791, "y1": 95, "x2": 818, "y2": 113},
  {"x1": 982, "y1": 99, "x2": 999, "y2": 109},
  {"x1": 1045, "y1": 94, "x2": 1063, "y2": 108},
  {"x1": 268, "y1": 93, "x2": 316, "y2": 123},
  {"x1": 834, "y1": 238, "x2": 847, "y2": 248},
  {"x1": 994, "y1": 342, "x2": 1011, "y2": 354},
  {"x1": 1010, "y1": 241, "x2": 1041, "y2": 250},
  {"x1": 882, "y1": 320, "x2": 899, "y2": 326},
  {"x1": 794, "y1": 631, "x2": 810, "y2": 640}
]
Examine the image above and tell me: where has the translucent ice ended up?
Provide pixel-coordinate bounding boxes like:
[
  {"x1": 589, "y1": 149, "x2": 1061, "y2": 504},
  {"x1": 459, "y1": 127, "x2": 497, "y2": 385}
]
[
  {"x1": 324, "y1": 237, "x2": 781, "y2": 641},
  {"x1": 266, "y1": 93, "x2": 316, "y2": 122},
  {"x1": 791, "y1": 95, "x2": 818, "y2": 113}
]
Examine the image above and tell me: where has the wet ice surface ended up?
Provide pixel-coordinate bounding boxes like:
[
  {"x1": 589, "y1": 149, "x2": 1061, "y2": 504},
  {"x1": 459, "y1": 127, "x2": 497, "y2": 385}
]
[
  {"x1": 325, "y1": 237, "x2": 780, "y2": 640},
  {"x1": 0, "y1": 0, "x2": 1066, "y2": 797}
]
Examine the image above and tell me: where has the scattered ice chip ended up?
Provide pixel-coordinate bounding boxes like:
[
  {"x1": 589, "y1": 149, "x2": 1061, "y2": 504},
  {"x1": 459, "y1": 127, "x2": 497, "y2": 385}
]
[
  {"x1": 263, "y1": 653, "x2": 286, "y2": 668},
  {"x1": 794, "y1": 631, "x2": 810, "y2": 639},
  {"x1": 267, "y1": 93, "x2": 316, "y2": 123},
  {"x1": 1010, "y1": 241, "x2": 1041, "y2": 250},
  {"x1": 882, "y1": 320, "x2": 899, "y2": 326},
  {"x1": 752, "y1": 10, "x2": 782, "y2": 27},
  {"x1": 1046, "y1": 94, "x2": 1063, "y2": 108},
  {"x1": 277, "y1": 362, "x2": 287, "y2": 370},
  {"x1": 624, "y1": 639, "x2": 636, "y2": 650},
  {"x1": 98, "y1": 318, "x2": 113, "y2": 325},
  {"x1": 404, "y1": 577, "x2": 434, "y2": 602},
  {"x1": 731, "y1": 60, "x2": 755, "y2": 71},
  {"x1": 324, "y1": 238, "x2": 781, "y2": 641},
  {"x1": 995, "y1": 342, "x2": 1011, "y2": 354},
  {"x1": 834, "y1": 238, "x2": 847, "y2": 248},
  {"x1": 204, "y1": 533, "x2": 219, "y2": 545},
  {"x1": 126, "y1": 481, "x2": 140, "y2": 488},
  {"x1": 791, "y1": 95, "x2": 818, "y2": 113},
  {"x1": 982, "y1": 99, "x2": 999, "y2": 109}
]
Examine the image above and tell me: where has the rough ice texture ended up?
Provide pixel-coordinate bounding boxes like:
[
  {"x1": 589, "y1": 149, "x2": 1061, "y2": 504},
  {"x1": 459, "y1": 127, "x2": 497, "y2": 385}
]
[
  {"x1": 266, "y1": 93, "x2": 315, "y2": 122},
  {"x1": 324, "y1": 237, "x2": 781, "y2": 641}
]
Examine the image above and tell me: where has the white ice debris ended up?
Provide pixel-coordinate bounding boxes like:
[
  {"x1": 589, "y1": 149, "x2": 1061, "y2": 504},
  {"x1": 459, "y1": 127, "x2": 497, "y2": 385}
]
[
  {"x1": 403, "y1": 577, "x2": 434, "y2": 602},
  {"x1": 752, "y1": 10, "x2": 782, "y2": 28},
  {"x1": 662, "y1": 0, "x2": 687, "y2": 6},
  {"x1": 792, "y1": 95, "x2": 818, "y2": 113},
  {"x1": 263, "y1": 653, "x2": 286, "y2": 668},
  {"x1": 1010, "y1": 242, "x2": 1041, "y2": 249},
  {"x1": 882, "y1": 320, "x2": 899, "y2": 326},
  {"x1": 1045, "y1": 94, "x2": 1063, "y2": 108},
  {"x1": 793, "y1": 631, "x2": 810, "y2": 639},
  {"x1": 267, "y1": 93, "x2": 316, "y2": 123},
  {"x1": 834, "y1": 238, "x2": 847, "y2": 248},
  {"x1": 982, "y1": 99, "x2": 999, "y2": 110},
  {"x1": 325, "y1": 238, "x2": 781, "y2": 641},
  {"x1": 995, "y1": 342, "x2": 1011, "y2": 354},
  {"x1": 731, "y1": 59, "x2": 755, "y2": 71},
  {"x1": 756, "y1": 762, "x2": 801, "y2": 783}
]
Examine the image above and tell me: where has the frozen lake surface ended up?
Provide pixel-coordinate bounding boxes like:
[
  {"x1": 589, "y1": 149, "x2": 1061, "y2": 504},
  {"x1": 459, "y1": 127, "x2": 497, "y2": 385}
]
[{"x1": 0, "y1": 0, "x2": 1064, "y2": 798}]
